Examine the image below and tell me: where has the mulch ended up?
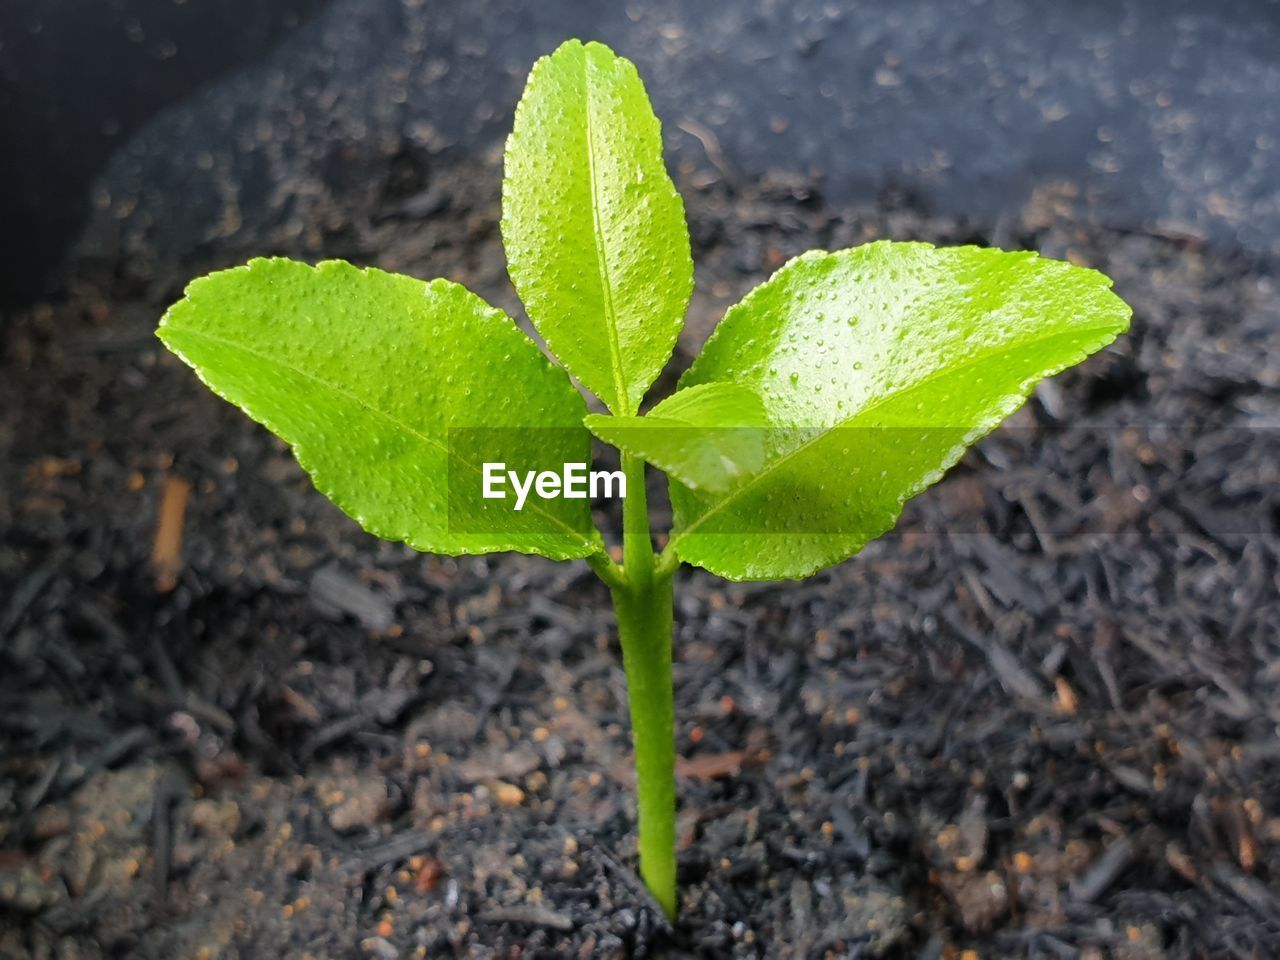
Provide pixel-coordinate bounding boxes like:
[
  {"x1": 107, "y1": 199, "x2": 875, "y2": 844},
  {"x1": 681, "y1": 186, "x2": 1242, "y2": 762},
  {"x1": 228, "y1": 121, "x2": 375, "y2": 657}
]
[{"x1": 1, "y1": 157, "x2": 1278, "y2": 958}]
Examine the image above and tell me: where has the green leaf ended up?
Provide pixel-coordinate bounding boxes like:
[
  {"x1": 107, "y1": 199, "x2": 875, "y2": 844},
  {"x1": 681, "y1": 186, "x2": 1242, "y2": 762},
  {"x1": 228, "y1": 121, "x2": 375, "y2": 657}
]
[
  {"x1": 157, "y1": 258, "x2": 602, "y2": 560},
  {"x1": 665, "y1": 241, "x2": 1132, "y2": 581},
  {"x1": 585, "y1": 383, "x2": 768, "y2": 493},
  {"x1": 502, "y1": 39, "x2": 694, "y2": 415}
]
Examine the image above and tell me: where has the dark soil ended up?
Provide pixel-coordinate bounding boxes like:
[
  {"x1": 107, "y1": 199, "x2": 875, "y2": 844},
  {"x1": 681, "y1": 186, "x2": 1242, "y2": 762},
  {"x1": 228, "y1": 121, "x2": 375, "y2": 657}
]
[{"x1": 1, "y1": 153, "x2": 1278, "y2": 959}]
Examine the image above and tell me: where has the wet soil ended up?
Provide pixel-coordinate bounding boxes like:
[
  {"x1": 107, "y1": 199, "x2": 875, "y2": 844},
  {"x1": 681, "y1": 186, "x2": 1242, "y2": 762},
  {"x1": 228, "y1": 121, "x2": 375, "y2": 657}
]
[{"x1": 1, "y1": 156, "x2": 1278, "y2": 958}]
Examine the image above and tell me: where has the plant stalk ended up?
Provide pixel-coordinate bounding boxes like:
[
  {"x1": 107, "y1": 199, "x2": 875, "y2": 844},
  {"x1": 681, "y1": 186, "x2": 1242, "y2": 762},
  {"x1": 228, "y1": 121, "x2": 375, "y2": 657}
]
[
  {"x1": 610, "y1": 452, "x2": 678, "y2": 919},
  {"x1": 611, "y1": 572, "x2": 676, "y2": 919},
  {"x1": 621, "y1": 453, "x2": 653, "y2": 593}
]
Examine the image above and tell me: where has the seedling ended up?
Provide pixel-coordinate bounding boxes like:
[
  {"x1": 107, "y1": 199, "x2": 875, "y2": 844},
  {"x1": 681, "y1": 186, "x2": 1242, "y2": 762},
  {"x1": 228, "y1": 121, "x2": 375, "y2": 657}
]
[{"x1": 157, "y1": 40, "x2": 1130, "y2": 919}]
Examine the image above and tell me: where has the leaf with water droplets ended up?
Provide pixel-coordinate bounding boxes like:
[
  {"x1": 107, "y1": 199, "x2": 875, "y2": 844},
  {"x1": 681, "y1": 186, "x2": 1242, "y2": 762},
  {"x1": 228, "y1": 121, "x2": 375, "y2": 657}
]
[
  {"x1": 585, "y1": 382, "x2": 768, "y2": 493},
  {"x1": 157, "y1": 258, "x2": 602, "y2": 560},
  {"x1": 661, "y1": 241, "x2": 1131, "y2": 580},
  {"x1": 502, "y1": 39, "x2": 693, "y2": 415}
]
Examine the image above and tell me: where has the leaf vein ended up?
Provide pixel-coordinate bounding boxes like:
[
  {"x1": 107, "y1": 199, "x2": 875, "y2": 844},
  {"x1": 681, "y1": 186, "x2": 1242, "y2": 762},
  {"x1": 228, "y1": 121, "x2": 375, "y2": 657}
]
[
  {"x1": 582, "y1": 53, "x2": 631, "y2": 414},
  {"x1": 668, "y1": 322, "x2": 1120, "y2": 550},
  {"x1": 165, "y1": 325, "x2": 598, "y2": 550}
]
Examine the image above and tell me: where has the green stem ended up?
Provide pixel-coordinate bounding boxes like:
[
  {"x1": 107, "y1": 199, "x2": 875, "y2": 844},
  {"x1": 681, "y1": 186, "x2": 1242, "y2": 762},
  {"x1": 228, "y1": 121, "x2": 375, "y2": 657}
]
[
  {"x1": 611, "y1": 570, "x2": 676, "y2": 919},
  {"x1": 603, "y1": 451, "x2": 678, "y2": 918},
  {"x1": 621, "y1": 453, "x2": 652, "y2": 592}
]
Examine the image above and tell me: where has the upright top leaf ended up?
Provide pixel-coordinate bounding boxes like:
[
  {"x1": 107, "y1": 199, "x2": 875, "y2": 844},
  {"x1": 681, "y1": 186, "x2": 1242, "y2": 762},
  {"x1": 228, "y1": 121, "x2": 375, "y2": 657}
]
[
  {"x1": 650, "y1": 242, "x2": 1131, "y2": 581},
  {"x1": 502, "y1": 39, "x2": 693, "y2": 415}
]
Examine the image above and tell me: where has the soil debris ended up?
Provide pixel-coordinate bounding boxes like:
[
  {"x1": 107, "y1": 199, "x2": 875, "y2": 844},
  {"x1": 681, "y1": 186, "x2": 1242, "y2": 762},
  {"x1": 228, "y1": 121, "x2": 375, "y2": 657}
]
[{"x1": 2, "y1": 152, "x2": 1277, "y2": 956}]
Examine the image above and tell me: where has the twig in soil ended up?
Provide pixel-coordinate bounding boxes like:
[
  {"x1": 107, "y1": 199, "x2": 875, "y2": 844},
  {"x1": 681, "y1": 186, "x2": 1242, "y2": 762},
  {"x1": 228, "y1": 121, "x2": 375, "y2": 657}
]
[
  {"x1": 54, "y1": 727, "x2": 152, "y2": 796},
  {"x1": 303, "y1": 713, "x2": 371, "y2": 759},
  {"x1": 829, "y1": 797, "x2": 871, "y2": 862},
  {"x1": 676, "y1": 118, "x2": 735, "y2": 184},
  {"x1": 0, "y1": 562, "x2": 57, "y2": 639},
  {"x1": 22, "y1": 757, "x2": 62, "y2": 813},
  {"x1": 476, "y1": 905, "x2": 576, "y2": 932},
  {"x1": 676, "y1": 750, "x2": 747, "y2": 780},
  {"x1": 592, "y1": 839, "x2": 674, "y2": 932},
  {"x1": 1190, "y1": 652, "x2": 1260, "y2": 721},
  {"x1": 1069, "y1": 836, "x2": 1133, "y2": 903},
  {"x1": 468, "y1": 654, "x2": 521, "y2": 731},
  {"x1": 941, "y1": 608, "x2": 1045, "y2": 701},
  {"x1": 1209, "y1": 862, "x2": 1280, "y2": 923},
  {"x1": 39, "y1": 877, "x2": 112, "y2": 934},
  {"x1": 148, "y1": 632, "x2": 187, "y2": 704},
  {"x1": 150, "y1": 474, "x2": 191, "y2": 593},
  {"x1": 1016, "y1": 489, "x2": 1061, "y2": 556},
  {"x1": 309, "y1": 564, "x2": 396, "y2": 631},
  {"x1": 302, "y1": 688, "x2": 417, "y2": 758},
  {"x1": 967, "y1": 539, "x2": 1050, "y2": 615},
  {"x1": 1227, "y1": 540, "x2": 1268, "y2": 643},
  {"x1": 1091, "y1": 622, "x2": 1130, "y2": 720},
  {"x1": 151, "y1": 768, "x2": 187, "y2": 898},
  {"x1": 348, "y1": 831, "x2": 434, "y2": 872}
]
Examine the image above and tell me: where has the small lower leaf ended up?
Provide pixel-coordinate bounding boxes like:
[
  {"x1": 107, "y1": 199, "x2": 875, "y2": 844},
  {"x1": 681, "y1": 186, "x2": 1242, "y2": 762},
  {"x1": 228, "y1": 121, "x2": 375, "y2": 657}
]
[{"x1": 585, "y1": 382, "x2": 768, "y2": 492}]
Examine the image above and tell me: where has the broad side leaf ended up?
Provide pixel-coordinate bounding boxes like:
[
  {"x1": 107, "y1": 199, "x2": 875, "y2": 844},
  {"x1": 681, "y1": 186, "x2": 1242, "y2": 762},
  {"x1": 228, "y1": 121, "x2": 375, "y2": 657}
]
[
  {"x1": 667, "y1": 242, "x2": 1132, "y2": 580},
  {"x1": 502, "y1": 39, "x2": 693, "y2": 415},
  {"x1": 157, "y1": 258, "x2": 601, "y2": 560},
  {"x1": 585, "y1": 383, "x2": 768, "y2": 493}
]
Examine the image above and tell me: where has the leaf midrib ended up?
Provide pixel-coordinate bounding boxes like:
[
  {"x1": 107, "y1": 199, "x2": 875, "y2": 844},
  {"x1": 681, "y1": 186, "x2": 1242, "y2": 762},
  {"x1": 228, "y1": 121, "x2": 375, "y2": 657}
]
[
  {"x1": 581, "y1": 51, "x2": 631, "y2": 415},
  {"x1": 164, "y1": 324, "x2": 598, "y2": 550},
  {"x1": 667, "y1": 323, "x2": 1119, "y2": 549}
]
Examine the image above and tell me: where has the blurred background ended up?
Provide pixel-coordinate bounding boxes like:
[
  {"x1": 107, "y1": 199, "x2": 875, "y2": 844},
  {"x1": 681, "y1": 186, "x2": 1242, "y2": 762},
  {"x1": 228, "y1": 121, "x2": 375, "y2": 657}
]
[{"x1": 2, "y1": 1, "x2": 1278, "y2": 957}]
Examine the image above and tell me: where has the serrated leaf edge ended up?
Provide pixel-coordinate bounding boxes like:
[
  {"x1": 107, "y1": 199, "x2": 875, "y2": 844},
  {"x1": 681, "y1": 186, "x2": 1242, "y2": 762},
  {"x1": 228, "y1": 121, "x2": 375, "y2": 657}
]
[
  {"x1": 158, "y1": 258, "x2": 603, "y2": 562},
  {"x1": 671, "y1": 242, "x2": 1131, "y2": 580},
  {"x1": 501, "y1": 39, "x2": 693, "y2": 415}
]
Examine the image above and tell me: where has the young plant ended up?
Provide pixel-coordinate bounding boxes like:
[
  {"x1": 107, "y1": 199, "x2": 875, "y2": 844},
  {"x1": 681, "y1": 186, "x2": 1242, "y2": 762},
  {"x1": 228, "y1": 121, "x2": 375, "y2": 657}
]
[{"x1": 157, "y1": 40, "x2": 1130, "y2": 919}]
